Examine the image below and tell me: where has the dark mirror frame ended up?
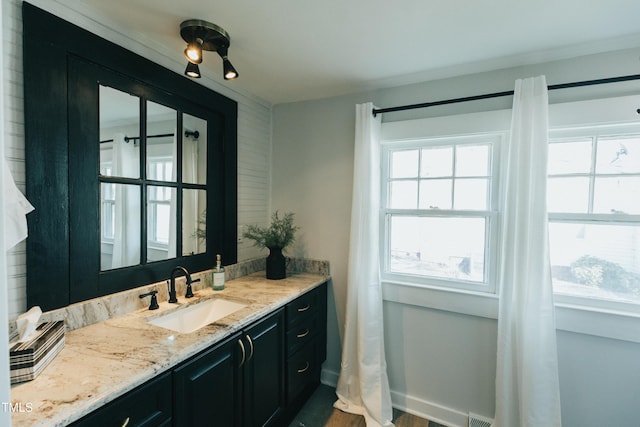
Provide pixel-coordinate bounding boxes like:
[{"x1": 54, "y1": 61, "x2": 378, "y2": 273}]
[{"x1": 23, "y1": 3, "x2": 238, "y2": 311}]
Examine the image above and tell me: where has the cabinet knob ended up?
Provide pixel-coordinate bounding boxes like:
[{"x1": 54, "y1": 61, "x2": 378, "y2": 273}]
[{"x1": 121, "y1": 417, "x2": 130, "y2": 427}]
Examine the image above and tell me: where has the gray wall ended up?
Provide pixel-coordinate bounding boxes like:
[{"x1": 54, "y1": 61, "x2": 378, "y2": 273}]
[{"x1": 272, "y1": 47, "x2": 640, "y2": 426}]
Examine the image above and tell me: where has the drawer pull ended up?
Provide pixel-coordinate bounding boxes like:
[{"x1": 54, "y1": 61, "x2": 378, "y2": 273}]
[
  {"x1": 121, "y1": 417, "x2": 130, "y2": 427},
  {"x1": 245, "y1": 334, "x2": 254, "y2": 361},
  {"x1": 238, "y1": 339, "x2": 246, "y2": 367},
  {"x1": 297, "y1": 304, "x2": 311, "y2": 313},
  {"x1": 296, "y1": 329, "x2": 310, "y2": 338},
  {"x1": 297, "y1": 361, "x2": 310, "y2": 373}
]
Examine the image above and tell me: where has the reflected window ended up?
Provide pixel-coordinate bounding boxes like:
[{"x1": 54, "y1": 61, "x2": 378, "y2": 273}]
[{"x1": 147, "y1": 186, "x2": 175, "y2": 262}]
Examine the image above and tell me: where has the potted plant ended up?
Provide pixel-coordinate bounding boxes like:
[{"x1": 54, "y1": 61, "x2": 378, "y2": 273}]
[{"x1": 243, "y1": 211, "x2": 299, "y2": 279}]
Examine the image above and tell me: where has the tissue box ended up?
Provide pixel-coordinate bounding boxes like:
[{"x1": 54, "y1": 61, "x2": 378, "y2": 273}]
[{"x1": 9, "y1": 321, "x2": 65, "y2": 384}]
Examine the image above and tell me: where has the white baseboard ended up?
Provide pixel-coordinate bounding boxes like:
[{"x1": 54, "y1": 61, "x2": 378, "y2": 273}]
[
  {"x1": 321, "y1": 367, "x2": 474, "y2": 427},
  {"x1": 320, "y1": 367, "x2": 340, "y2": 388},
  {"x1": 390, "y1": 390, "x2": 469, "y2": 427}
]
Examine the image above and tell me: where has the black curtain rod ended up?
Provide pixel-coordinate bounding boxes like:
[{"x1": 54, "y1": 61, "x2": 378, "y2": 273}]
[
  {"x1": 372, "y1": 73, "x2": 640, "y2": 117},
  {"x1": 99, "y1": 130, "x2": 199, "y2": 144}
]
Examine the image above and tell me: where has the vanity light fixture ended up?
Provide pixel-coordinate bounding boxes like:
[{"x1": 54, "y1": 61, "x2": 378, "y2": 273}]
[
  {"x1": 180, "y1": 19, "x2": 239, "y2": 80},
  {"x1": 184, "y1": 62, "x2": 201, "y2": 79}
]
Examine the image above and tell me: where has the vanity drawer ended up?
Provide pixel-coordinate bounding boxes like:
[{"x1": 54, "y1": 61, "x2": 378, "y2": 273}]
[
  {"x1": 70, "y1": 371, "x2": 171, "y2": 427},
  {"x1": 286, "y1": 287, "x2": 320, "y2": 327},
  {"x1": 286, "y1": 340, "x2": 318, "y2": 405},
  {"x1": 286, "y1": 315, "x2": 319, "y2": 356}
]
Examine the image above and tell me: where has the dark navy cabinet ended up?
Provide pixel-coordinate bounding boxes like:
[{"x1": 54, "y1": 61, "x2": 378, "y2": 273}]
[{"x1": 70, "y1": 283, "x2": 326, "y2": 427}]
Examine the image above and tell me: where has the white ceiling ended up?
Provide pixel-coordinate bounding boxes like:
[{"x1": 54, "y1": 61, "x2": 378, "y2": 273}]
[{"x1": 54, "y1": 0, "x2": 640, "y2": 105}]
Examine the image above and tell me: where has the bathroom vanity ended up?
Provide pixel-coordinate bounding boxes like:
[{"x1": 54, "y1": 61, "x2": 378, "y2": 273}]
[{"x1": 10, "y1": 271, "x2": 328, "y2": 427}]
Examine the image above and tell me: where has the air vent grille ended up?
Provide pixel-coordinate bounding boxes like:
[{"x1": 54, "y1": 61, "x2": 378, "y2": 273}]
[{"x1": 468, "y1": 413, "x2": 492, "y2": 427}]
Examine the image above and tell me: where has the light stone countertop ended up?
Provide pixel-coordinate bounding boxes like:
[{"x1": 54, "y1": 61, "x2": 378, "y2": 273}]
[{"x1": 10, "y1": 271, "x2": 329, "y2": 427}]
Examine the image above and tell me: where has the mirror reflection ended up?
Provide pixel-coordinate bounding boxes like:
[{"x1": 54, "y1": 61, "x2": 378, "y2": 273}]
[
  {"x1": 183, "y1": 189, "x2": 207, "y2": 256},
  {"x1": 146, "y1": 101, "x2": 177, "y2": 182},
  {"x1": 147, "y1": 186, "x2": 176, "y2": 262},
  {"x1": 100, "y1": 183, "x2": 141, "y2": 270},
  {"x1": 182, "y1": 113, "x2": 207, "y2": 185},
  {"x1": 99, "y1": 86, "x2": 140, "y2": 179}
]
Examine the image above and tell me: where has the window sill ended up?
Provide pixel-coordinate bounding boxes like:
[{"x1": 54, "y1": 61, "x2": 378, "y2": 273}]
[
  {"x1": 381, "y1": 280, "x2": 499, "y2": 319},
  {"x1": 382, "y1": 281, "x2": 640, "y2": 344}
]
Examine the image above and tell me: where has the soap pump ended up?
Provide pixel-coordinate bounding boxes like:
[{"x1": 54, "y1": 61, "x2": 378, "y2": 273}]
[{"x1": 212, "y1": 254, "x2": 225, "y2": 290}]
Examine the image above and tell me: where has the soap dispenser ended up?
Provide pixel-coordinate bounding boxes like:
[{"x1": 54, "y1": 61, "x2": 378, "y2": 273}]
[{"x1": 212, "y1": 254, "x2": 225, "y2": 290}]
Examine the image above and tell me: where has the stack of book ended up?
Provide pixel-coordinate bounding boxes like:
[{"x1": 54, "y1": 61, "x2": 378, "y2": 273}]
[{"x1": 9, "y1": 321, "x2": 65, "y2": 384}]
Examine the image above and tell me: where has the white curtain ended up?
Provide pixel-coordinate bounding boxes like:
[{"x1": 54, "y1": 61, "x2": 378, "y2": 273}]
[
  {"x1": 3, "y1": 159, "x2": 34, "y2": 250},
  {"x1": 494, "y1": 76, "x2": 562, "y2": 427},
  {"x1": 111, "y1": 134, "x2": 141, "y2": 268},
  {"x1": 181, "y1": 136, "x2": 199, "y2": 255},
  {"x1": 167, "y1": 131, "x2": 178, "y2": 258},
  {"x1": 334, "y1": 102, "x2": 394, "y2": 427}
]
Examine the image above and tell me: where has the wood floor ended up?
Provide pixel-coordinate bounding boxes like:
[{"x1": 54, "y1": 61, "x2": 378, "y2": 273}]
[
  {"x1": 289, "y1": 385, "x2": 439, "y2": 427},
  {"x1": 320, "y1": 407, "x2": 431, "y2": 427}
]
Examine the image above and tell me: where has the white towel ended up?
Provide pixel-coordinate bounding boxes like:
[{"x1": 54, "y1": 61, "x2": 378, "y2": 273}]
[{"x1": 4, "y1": 159, "x2": 35, "y2": 250}]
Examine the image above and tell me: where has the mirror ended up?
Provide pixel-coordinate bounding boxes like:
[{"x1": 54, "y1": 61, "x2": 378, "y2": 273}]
[
  {"x1": 183, "y1": 189, "x2": 207, "y2": 256},
  {"x1": 183, "y1": 113, "x2": 207, "y2": 185},
  {"x1": 98, "y1": 85, "x2": 211, "y2": 270},
  {"x1": 100, "y1": 183, "x2": 141, "y2": 270},
  {"x1": 24, "y1": 4, "x2": 238, "y2": 311},
  {"x1": 147, "y1": 185, "x2": 176, "y2": 262}
]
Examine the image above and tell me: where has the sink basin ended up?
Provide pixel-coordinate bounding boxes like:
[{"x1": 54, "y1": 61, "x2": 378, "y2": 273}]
[{"x1": 148, "y1": 298, "x2": 248, "y2": 334}]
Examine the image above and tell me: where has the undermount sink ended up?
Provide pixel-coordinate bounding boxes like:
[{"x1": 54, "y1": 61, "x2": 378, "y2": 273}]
[{"x1": 148, "y1": 298, "x2": 248, "y2": 334}]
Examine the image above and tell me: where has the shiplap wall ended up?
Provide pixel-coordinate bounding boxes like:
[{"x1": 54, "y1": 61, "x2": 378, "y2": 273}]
[{"x1": 3, "y1": 0, "x2": 272, "y2": 319}]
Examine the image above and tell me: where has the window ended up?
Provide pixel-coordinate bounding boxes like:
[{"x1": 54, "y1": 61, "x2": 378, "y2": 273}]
[
  {"x1": 548, "y1": 126, "x2": 640, "y2": 310},
  {"x1": 381, "y1": 135, "x2": 501, "y2": 292},
  {"x1": 147, "y1": 157, "x2": 174, "y2": 247}
]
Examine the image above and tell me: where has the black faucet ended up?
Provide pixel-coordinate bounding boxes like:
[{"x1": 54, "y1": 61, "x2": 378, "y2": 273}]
[
  {"x1": 168, "y1": 266, "x2": 200, "y2": 302},
  {"x1": 139, "y1": 290, "x2": 159, "y2": 310}
]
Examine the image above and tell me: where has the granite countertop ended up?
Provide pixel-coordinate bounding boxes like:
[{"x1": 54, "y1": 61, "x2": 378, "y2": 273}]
[{"x1": 10, "y1": 271, "x2": 329, "y2": 427}]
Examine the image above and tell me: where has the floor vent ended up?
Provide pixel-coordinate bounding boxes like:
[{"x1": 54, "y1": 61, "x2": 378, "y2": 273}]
[{"x1": 468, "y1": 412, "x2": 493, "y2": 427}]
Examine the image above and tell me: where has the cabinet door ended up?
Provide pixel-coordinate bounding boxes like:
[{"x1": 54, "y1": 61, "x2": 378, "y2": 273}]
[
  {"x1": 242, "y1": 308, "x2": 285, "y2": 427},
  {"x1": 173, "y1": 333, "x2": 242, "y2": 427}
]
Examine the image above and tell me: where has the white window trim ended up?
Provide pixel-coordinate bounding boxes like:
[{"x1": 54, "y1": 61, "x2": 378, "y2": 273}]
[
  {"x1": 380, "y1": 133, "x2": 505, "y2": 294},
  {"x1": 380, "y1": 94, "x2": 640, "y2": 344}
]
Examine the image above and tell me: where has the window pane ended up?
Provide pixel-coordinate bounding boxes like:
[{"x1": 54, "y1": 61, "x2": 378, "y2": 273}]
[
  {"x1": 549, "y1": 222, "x2": 640, "y2": 304},
  {"x1": 147, "y1": 186, "x2": 176, "y2": 263},
  {"x1": 547, "y1": 177, "x2": 590, "y2": 213},
  {"x1": 99, "y1": 85, "x2": 140, "y2": 179},
  {"x1": 596, "y1": 136, "x2": 640, "y2": 174},
  {"x1": 456, "y1": 145, "x2": 490, "y2": 177},
  {"x1": 593, "y1": 177, "x2": 640, "y2": 214},
  {"x1": 418, "y1": 179, "x2": 451, "y2": 210},
  {"x1": 389, "y1": 216, "x2": 486, "y2": 283},
  {"x1": 420, "y1": 147, "x2": 453, "y2": 177},
  {"x1": 100, "y1": 184, "x2": 141, "y2": 271},
  {"x1": 454, "y1": 178, "x2": 488, "y2": 210},
  {"x1": 146, "y1": 100, "x2": 177, "y2": 182},
  {"x1": 391, "y1": 150, "x2": 418, "y2": 178},
  {"x1": 548, "y1": 140, "x2": 592, "y2": 175},
  {"x1": 183, "y1": 189, "x2": 207, "y2": 256},
  {"x1": 183, "y1": 113, "x2": 207, "y2": 185},
  {"x1": 389, "y1": 181, "x2": 418, "y2": 209}
]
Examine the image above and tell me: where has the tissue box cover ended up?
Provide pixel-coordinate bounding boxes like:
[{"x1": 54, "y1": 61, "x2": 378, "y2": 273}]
[{"x1": 9, "y1": 321, "x2": 65, "y2": 384}]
